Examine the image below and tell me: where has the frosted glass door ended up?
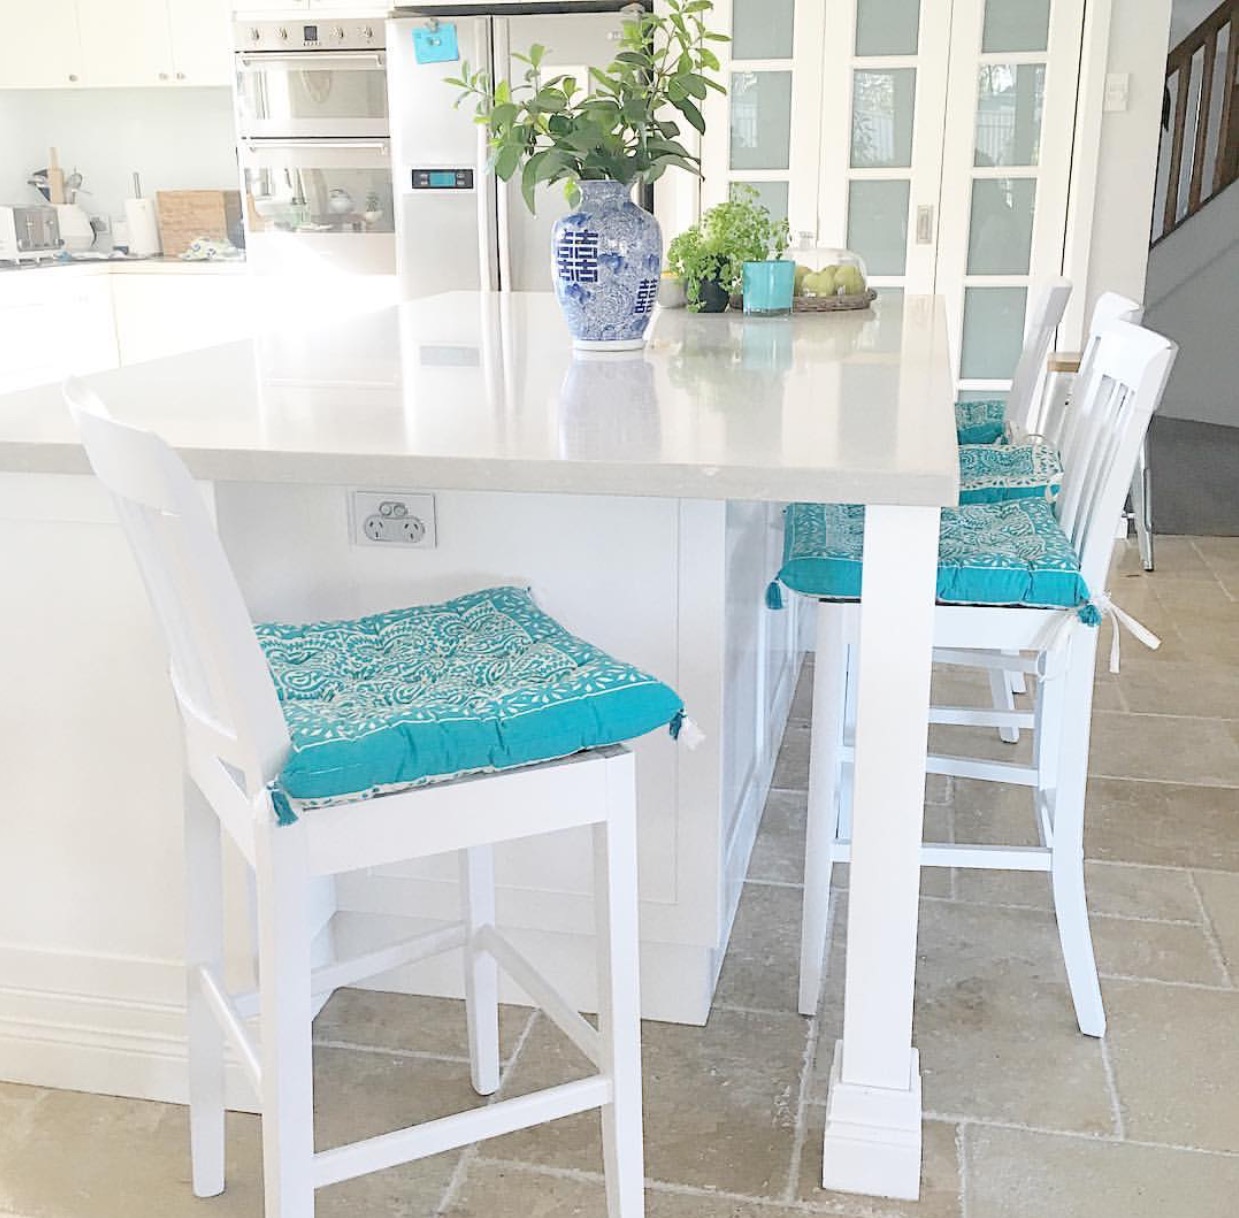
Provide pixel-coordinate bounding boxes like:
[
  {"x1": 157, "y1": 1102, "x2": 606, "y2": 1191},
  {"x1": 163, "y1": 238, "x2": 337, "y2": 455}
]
[
  {"x1": 818, "y1": 0, "x2": 952, "y2": 290},
  {"x1": 936, "y1": 0, "x2": 1085, "y2": 389},
  {"x1": 699, "y1": 0, "x2": 825, "y2": 234}
]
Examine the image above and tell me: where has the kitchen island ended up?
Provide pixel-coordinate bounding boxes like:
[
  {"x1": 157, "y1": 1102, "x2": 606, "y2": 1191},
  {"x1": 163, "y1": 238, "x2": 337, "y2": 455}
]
[{"x1": 0, "y1": 290, "x2": 957, "y2": 1199}]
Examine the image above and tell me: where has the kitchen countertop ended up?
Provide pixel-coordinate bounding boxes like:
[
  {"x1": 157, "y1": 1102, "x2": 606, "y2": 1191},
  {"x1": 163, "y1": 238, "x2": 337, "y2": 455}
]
[
  {"x1": 0, "y1": 290, "x2": 959, "y2": 506},
  {"x1": 0, "y1": 254, "x2": 248, "y2": 276}
]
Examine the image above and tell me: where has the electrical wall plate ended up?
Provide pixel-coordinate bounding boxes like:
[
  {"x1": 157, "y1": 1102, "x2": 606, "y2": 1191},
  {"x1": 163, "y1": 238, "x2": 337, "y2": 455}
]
[{"x1": 350, "y1": 490, "x2": 437, "y2": 548}]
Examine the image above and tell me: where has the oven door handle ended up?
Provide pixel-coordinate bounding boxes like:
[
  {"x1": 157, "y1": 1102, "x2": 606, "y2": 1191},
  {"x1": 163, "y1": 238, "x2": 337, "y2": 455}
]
[
  {"x1": 237, "y1": 51, "x2": 386, "y2": 70},
  {"x1": 243, "y1": 140, "x2": 390, "y2": 153}
]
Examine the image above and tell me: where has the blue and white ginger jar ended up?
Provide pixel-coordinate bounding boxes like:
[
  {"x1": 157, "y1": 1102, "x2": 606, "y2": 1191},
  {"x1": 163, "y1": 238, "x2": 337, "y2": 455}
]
[{"x1": 551, "y1": 180, "x2": 663, "y2": 351}]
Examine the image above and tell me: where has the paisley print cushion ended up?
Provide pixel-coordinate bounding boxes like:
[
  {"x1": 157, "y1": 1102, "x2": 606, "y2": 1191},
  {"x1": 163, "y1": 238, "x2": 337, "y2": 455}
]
[
  {"x1": 954, "y1": 398, "x2": 1008, "y2": 445},
  {"x1": 958, "y1": 441, "x2": 1064, "y2": 504},
  {"x1": 256, "y1": 586, "x2": 682, "y2": 804},
  {"x1": 776, "y1": 500, "x2": 1090, "y2": 609}
]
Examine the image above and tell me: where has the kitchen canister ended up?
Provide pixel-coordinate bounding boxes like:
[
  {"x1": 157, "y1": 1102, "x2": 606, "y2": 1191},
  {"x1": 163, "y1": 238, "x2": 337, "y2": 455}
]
[{"x1": 124, "y1": 197, "x2": 161, "y2": 256}]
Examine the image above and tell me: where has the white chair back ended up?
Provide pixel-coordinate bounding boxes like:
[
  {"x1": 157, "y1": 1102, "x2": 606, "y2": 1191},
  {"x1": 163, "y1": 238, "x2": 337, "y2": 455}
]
[
  {"x1": 1052, "y1": 322, "x2": 1176, "y2": 595},
  {"x1": 1038, "y1": 291, "x2": 1143, "y2": 445},
  {"x1": 1008, "y1": 277, "x2": 1073, "y2": 435},
  {"x1": 64, "y1": 379, "x2": 290, "y2": 805}
]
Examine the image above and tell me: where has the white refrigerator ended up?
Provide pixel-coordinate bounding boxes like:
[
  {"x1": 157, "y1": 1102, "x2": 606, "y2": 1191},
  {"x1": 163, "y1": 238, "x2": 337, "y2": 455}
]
[{"x1": 387, "y1": 1, "x2": 651, "y2": 300}]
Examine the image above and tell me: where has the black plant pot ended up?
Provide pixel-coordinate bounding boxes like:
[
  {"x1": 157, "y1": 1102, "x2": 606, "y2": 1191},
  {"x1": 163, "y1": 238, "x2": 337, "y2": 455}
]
[{"x1": 695, "y1": 278, "x2": 730, "y2": 313}]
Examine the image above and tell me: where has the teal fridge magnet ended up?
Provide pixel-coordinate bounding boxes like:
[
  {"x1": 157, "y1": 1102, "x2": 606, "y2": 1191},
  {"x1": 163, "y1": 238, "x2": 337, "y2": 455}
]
[{"x1": 414, "y1": 22, "x2": 459, "y2": 64}]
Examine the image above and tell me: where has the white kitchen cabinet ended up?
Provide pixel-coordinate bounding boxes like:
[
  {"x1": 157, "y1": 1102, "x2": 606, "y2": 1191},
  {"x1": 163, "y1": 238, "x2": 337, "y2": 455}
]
[
  {"x1": 0, "y1": 271, "x2": 118, "y2": 395},
  {"x1": 165, "y1": 0, "x2": 231, "y2": 85},
  {"x1": 77, "y1": 0, "x2": 176, "y2": 87},
  {"x1": 0, "y1": 0, "x2": 83, "y2": 87},
  {"x1": 109, "y1": 273, "x2": 255, "y2": 365},
  {"x1": 0, "y1": 0, "x2": 229, "y2": 88}
]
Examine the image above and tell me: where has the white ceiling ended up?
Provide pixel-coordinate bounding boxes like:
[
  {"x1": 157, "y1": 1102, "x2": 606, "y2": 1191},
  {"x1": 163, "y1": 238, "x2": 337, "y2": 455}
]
[{"x1": 1169, "y1": 0, "x2": 1220, "y2": 46}]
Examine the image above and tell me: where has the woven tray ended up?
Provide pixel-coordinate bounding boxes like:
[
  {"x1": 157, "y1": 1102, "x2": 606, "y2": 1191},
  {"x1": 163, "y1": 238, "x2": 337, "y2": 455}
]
[{"x1": 793, "y1": 288, "x2": 877, "y2": 313}]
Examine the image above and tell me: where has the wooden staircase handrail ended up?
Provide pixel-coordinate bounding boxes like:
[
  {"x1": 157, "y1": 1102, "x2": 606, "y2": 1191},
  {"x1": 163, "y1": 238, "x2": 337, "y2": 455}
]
[{"x1": 1153, "y1": 0, "x2": 1238, "y2": 245}]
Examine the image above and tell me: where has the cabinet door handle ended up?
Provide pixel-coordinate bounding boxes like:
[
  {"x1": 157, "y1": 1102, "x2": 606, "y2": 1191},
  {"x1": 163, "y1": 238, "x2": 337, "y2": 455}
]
[
  {"x1": 915, "y1": 204, "x2": 935, "y2": 244},
  {"x1": 176, "y1": 72, "x2": 186, "y2": 80},
  {"x1": 158, "y1": 72, "x2": 169, "y2": 80},
  {"x1": 68, "y1": 74, "x2": 78, "y2": 82}
]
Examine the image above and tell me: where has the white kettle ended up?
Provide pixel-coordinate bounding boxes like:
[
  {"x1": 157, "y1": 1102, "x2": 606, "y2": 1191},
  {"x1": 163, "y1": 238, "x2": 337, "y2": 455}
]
[{"x1": 53, "y1": 203, "x2": 94, "y2": 252}]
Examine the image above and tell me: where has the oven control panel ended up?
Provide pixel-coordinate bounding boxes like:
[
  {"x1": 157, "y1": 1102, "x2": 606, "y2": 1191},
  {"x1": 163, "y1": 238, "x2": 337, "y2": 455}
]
[{"x1": 234, "y1": 19, "x2": 386, "y2": 52}]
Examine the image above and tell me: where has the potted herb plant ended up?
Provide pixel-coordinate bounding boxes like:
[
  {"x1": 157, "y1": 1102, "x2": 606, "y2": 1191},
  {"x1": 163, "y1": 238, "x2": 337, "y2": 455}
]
[
  {"x1": 446, "y1": 0, "x2": 726, "y2": 349},
  {"x1": 666, "y1": 186, "x2": 790, "y2": 312}
]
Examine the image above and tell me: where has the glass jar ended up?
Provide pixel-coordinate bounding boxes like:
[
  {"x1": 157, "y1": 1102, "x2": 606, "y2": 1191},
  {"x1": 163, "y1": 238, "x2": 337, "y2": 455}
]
[{"x1": 789, "y1": 246, "x2": 870, "y2": 301}]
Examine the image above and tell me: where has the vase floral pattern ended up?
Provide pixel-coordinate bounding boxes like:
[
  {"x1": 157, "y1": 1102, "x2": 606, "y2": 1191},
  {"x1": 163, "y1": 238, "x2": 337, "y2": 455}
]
[{"x1": 552, "y1": 180, "x2": 663, "y2": 350}]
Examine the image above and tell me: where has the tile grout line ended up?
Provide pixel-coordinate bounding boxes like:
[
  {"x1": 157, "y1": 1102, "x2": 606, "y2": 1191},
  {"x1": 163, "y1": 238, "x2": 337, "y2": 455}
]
[
  {"x1": 923, "y1": 1111, "x2": 1239, "y2": 1158},
  {"x1": 957, "y1": 1120, "x2": 970, "y2": 1218},
  {"x1": 1189, "y1": 539, "x2": 1239, "y2": 603},
  {"x1": 1185, "y1": 869, "x2": 1236, "y2": 988},
  {"x1": 433, "y1": 1007, "x2": 542, "y2": 1216},
  {"x1": 472, "y1": 1153, "x2": 931, "y2": 1216},
  {"x1": 782, "y1": 889, "x2": 836, "y2": 1206},
  {"x1": 1098, "y1": 1035, "x2": 1127, "y2": 1140},
  {"x1": 312, "y1": 1037, "x2": 475, "y2": 1066},
  {"x1": 1095, "y1": 970, "x2": 1239, "y2": 993}
]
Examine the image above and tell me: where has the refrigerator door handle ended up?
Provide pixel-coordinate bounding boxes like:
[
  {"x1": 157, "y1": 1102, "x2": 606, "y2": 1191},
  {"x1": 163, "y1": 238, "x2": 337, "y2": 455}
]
[{"x1": 491, "y1": 16, "x2": 512, "y2": 291}]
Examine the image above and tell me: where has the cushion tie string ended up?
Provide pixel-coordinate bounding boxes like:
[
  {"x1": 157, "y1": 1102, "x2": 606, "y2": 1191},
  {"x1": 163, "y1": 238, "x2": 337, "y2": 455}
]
[
  {"x1": 266, "y1": 781, "x2": 298, "y2": 827},
  {"x1": 669, "y1": 711, "x2": 706, "y2": 749},
  {"x1": 1091, "y1": 590, "x2": 1162, "y2": 673}
]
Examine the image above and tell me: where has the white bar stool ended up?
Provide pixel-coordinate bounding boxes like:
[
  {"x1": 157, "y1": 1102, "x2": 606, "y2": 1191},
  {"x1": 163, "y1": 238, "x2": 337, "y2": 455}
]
[{"x1": 65, "y1": 379, "x2": 670, "y2": 1218}]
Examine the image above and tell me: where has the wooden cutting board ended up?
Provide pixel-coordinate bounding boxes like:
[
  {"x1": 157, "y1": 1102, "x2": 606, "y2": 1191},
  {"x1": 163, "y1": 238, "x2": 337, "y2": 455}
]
[{"x1": 155, "y1": 190, "x2": 243, "y2": 256}]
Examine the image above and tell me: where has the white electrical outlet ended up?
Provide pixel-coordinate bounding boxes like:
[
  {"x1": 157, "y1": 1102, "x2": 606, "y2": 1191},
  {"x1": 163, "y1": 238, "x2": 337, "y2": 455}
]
[{"x1": 351, "y1": 491, "x2": 437, "y2": 548}]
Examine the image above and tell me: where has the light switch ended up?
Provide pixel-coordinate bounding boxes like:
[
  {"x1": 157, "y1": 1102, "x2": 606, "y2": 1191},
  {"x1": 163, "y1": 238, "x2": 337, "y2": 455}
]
[{"x1": 1104, "y1": 73, "x2": 1130, "y2": 112}]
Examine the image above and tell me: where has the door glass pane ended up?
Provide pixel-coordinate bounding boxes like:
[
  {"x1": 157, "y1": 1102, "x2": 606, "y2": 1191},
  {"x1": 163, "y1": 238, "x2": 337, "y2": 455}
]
[
  {"x1": 975, "y1": 64, "x2": 1046, "y2": 166},
  {"x1": 733, "y1": 179, "x2": 790, "y2": 223},
  {"x1": 851, "y1": 69, "x2": 916, "y2": 168},
  {"x1": 982, "y1": 0, "x2": 1051, "y2": 53},
  {"x1": 733, "y1": 0, "x2": 795, "y2": 59},
  {"x1": 731, "y1": 71, "x2": 793, "y2": 170},
  {"x1": 967, "y1": 178, "x2": 1036, "y2": 274},
  {"x1": 847, "y1": 179, "x2": 910, "y2": 275},
  {"x1": 855, "y1": 0, "x2": 920, "y2": 56},
  {"x1": 961, "y1": 286, "x2": 1028, "y2": 379}
]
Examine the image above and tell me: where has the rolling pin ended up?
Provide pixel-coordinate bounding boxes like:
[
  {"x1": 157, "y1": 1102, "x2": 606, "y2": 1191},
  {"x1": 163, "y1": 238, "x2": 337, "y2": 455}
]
[{"x1": 48, "y1": 147, "x2": 65, "y2": 206}]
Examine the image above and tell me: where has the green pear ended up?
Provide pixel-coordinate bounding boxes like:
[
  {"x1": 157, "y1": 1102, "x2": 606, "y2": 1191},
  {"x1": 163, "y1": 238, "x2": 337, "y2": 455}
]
[
  {"x1": 793, "y1": 263, "x2": 812, "y2": 295},
  {"x1": 837, "y1": 265, "x2": 866, "y2": 296},
  {"x1": 805, "y1": 268, "x2": 838, "y2": 297}
]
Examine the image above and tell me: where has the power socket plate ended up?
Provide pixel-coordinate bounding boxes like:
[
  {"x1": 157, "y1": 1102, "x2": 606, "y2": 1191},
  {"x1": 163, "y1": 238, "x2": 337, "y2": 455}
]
[{"x1": 351, "y1": 490, "x2": 437, "y2": 548}]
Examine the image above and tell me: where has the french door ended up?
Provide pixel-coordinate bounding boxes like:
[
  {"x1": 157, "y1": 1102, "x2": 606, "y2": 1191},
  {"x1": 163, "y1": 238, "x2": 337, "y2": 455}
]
[{"x1": 703, "y1": 0, "x2": 1087, "y2": 393}]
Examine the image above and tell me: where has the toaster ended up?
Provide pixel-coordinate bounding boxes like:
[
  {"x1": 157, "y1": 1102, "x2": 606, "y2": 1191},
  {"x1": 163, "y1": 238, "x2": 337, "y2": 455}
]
[{"x1": 0, "y1": 205, "x2": 61, "y2": 263}]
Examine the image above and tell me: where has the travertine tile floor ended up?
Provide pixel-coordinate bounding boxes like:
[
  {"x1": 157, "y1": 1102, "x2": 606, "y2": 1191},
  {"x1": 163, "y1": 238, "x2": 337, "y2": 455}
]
[{"x1": 2, "y1": 537, "x2": 1238, "y2": 1217}]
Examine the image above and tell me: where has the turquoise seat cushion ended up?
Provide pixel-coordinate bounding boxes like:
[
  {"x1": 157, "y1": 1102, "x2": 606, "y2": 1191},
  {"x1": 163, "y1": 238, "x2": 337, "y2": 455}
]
[
  {"x1": 776, "y1": 500, "x2": 1090, "y2": 609},
  {"x1": 256, "y1": 586, "x2": 683, "y2": 804},
  {"x1": 955, "y1": 398, "x2": 1008, "y2": 445},
  {"x1": 958, "y1": 441, "x2": 1063, "y2": 504}
]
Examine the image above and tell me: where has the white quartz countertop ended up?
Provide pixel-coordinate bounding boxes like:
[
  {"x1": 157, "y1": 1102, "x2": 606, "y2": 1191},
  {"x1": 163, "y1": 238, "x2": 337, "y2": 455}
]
[{"x1": 0, "y1": 291, "x2": 960, "y2": 505}]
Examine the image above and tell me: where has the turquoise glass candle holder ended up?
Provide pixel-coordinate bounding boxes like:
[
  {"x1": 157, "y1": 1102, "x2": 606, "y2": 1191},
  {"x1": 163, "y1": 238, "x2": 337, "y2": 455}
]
[{"x1": 742, "y1": 260, "x2": 795, "y2": 317}]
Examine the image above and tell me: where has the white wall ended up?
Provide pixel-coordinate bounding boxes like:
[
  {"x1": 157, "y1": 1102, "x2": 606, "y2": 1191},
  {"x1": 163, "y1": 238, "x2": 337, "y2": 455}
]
[
  {"x1": 1078, "y1": 0, "x2": 1174, "y2": 330},
  {"x1": 1145, "y1": 180, "x2": 1239, "y2": 427},
  {"x1": 1169, "y1": 0, "x2": 1217, "y2": 45},
  {"x1": 0, "y1": 88, "x2": 237, "y2": 229}
]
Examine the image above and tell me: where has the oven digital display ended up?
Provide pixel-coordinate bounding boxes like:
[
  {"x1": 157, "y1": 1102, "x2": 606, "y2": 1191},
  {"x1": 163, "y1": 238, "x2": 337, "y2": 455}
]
[
  {"x1": 303, "y1": 25, "x2": 318, "y2": 43},
  {"x1": 411, "y1": 169, "x2": 474, "y2": 190}
]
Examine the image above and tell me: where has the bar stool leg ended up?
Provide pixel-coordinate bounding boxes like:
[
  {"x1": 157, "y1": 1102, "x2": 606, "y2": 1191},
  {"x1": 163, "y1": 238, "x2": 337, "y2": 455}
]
[
  {"x1": 596, "y1": 756, "x2": 646, "y2": 1218},
  {"x1": 799, "y1": 604, "x2": 847, "y2": 1016},
  {"x1": 255, "y1": 820, "x2": 316, "y2": 1218},
  {"x1": 461, "y1": 845, "x2": 501, "y2": 1095},
  {"x1": 185, "y1": 782, "x2": 226, "y2": 1198},
  {"x1": 1040, "y1": 631, "x2": 1105, "y2": 1037}
]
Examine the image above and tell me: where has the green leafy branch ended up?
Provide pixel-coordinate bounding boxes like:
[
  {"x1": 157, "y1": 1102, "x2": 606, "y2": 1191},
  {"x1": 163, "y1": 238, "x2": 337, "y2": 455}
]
[{"x1": 444, "y1": 0, "x2": 727, "y2": 212}]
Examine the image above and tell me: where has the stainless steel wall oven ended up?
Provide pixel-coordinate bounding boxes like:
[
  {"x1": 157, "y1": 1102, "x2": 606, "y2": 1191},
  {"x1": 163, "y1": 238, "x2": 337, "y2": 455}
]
[{"x1": 234, "y1": 19, "x2": 395, "y2": 275}]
